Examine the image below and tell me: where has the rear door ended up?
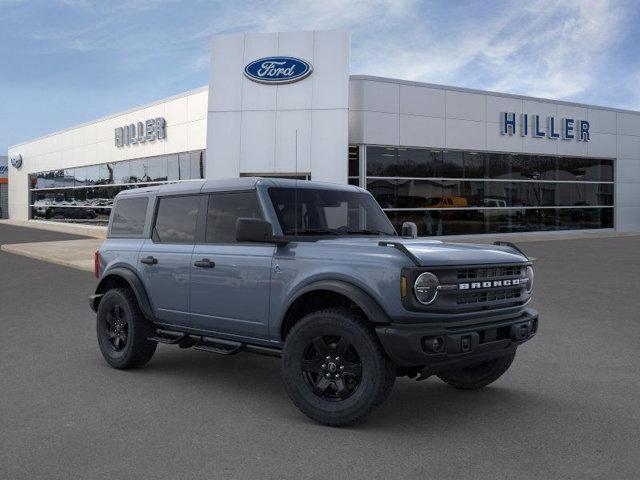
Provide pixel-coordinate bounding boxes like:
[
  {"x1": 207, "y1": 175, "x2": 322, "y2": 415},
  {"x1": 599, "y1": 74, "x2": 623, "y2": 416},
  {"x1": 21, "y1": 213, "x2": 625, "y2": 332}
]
[
  {"x1": 189, "y1": 191, "x2": 274, "y2": 340},
  {"x1": 138, "y1": 194, "x2": 202, "y2": 327}
]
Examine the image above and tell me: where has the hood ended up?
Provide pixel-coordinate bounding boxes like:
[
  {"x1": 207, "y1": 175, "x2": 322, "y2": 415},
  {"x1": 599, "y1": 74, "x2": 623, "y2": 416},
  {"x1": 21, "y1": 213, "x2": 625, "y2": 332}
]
[
  {"x1": 397, "y1": 239, "x2": 528, "y2": 266},
  {"x1": 314, "y1": 237, "x2": 528, "y2": 266}
]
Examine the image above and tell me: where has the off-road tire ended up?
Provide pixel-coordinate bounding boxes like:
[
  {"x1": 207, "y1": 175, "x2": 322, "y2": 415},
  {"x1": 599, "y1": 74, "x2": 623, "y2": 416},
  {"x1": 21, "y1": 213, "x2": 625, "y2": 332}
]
[
  {"x1": 437, "y1": 351, "x2": 516, "y2": 390},
  {"x1": 281, "y1": 308, "x2": 396, "y2": 427},
  {"x1": 96, "y1": 288, "x2": 157, "y2": 369}
]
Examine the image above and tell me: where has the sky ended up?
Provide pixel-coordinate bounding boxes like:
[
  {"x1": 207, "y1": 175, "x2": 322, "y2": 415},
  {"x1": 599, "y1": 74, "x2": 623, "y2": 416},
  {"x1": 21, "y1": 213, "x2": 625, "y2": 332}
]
[{"x1": 1, "y1": 0, "x2": 639, "y2": 153}]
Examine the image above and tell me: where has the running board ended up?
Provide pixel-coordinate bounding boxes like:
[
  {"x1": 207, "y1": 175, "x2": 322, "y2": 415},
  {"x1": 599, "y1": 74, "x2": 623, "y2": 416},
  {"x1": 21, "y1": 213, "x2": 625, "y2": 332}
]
[
  {"x1": 148, "y1": 329, "x2": 189, "y2": 345},
  {"x1": 148, "y1": 329, "x2": 281, "y2": 358},
  {"x1": 194, "y1": 336, "x2": 243, "y2": 355}
]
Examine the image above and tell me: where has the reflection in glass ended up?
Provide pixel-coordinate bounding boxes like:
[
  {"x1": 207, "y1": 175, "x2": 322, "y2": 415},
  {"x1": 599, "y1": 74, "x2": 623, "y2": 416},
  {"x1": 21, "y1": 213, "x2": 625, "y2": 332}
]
[
  {"x1": 148, "y1": 155, "x2": 168, "y2": 182},
  {"x1": 348, "y1": 145, "x2": 359, "y2": 177},
  {"x1": 52, "y1": 170, "x2": 66, "y2": 188},
  {"x1": 129, "y1": 158, "x2": 148, "y2": 183},
  {"x1": 370, "y1": 179, "x2": 617, "y2": 210},
  {"x1": 84, "y1": 165, "x2": 99, "y2": 186},
  {"x1": 190, "y1": 151, "x2": 204, "y2": 179},
  {"x1": 558, "y1": 157, "x2": 614, "y2": 182},
  {"x1": 365, "y1": 148, "x2": 617, "y2": 183},
  {"x1": 442, "y1": 151, "x2": 464, "y2": 178},
  {"x1": 74, "y1": 167, "x2": 87, "y2": 187},
  {"x1": 98, "y1": 163, "x2": 113, "y2": 185},
  {"x1": 178, "y1": 153, "x2": 192, "y2": 180},
  {"x1": 167, "y1": 154, "x2": 180, "y2": 181},
  {"x1": 462, "y1": 152, "x2": 486, "y2": 178},
  {"x1": 36, "y1": 171, "x2": 55, "y2": 189},
  {"x1": 30, "y1": 150, "x2": 206, "y2": 190},
  {"x1": 365, "y1": 146, "x2": 615, "y2": 235},
  {"x1": 486, "y1": 153, "x2": 511, "y2": 178},
  {"x1": 386, "y1": 207, "x2": 613, "y2": 236},
  {"x1": 512, "y1": 155, "x2": 557, "y2": 180},
  {"x1": 28, "y1": 150, "x2": 205, "y2": 225},
  {"x1": 112, "y1": 161, "x2": 130, "y2": 184},
  {"x1": 366, "y1": 146, "x2": 397, "y2": 176},
  {"x1": 397, "y1": 148, "x2": 443, "y2": 177}
]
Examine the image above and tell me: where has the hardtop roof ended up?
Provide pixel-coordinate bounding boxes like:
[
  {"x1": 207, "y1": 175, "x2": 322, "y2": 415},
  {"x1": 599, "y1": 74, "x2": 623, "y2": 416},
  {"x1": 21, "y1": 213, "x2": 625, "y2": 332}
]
[{"x1": 115, "y1": 177, "x2": 364, "y2": 199}]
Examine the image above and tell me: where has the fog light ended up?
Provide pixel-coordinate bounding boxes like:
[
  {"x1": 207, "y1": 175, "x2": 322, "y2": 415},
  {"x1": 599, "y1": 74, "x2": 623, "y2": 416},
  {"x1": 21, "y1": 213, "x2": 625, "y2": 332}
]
[{"x1": 424, "y1": 336, "x2": 444, "y2": 353}]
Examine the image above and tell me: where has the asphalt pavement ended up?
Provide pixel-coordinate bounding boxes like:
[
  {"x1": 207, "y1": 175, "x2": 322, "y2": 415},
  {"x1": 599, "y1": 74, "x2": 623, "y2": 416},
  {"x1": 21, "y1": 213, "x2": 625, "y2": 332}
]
[{"x1": 1, "y1": 223, "x2": 639, "y2": 479}]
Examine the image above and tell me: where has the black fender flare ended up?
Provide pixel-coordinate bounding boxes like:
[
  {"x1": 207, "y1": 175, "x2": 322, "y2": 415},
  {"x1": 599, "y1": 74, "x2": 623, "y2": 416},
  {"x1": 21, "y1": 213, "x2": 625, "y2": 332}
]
[
  {"x1": 93, "y1": 267, "x2": 154, "y2": 320},
  {"x1": 281, "y1": 279, "x2": 391, "y2": 331}
]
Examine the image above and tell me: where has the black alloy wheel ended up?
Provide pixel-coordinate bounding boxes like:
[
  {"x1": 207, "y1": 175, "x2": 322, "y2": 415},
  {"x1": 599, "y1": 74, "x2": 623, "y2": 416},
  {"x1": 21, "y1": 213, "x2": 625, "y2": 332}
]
[
  {"x1": 281, "y1": 308, "x2": 396, "y2": 426},
  {"x1": 105, "y1": 304, "x2": 129, "y2": 352},
  {"x1": 302, "y1": 335, "x2": 363, "y2": 401},
  {"x1": 96, "y1": 288, "x2": 157, "y2": 369}
]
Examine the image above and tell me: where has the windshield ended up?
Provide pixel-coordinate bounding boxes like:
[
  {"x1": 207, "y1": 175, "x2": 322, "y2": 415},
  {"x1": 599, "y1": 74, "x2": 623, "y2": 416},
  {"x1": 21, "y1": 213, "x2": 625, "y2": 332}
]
[{"x1": 268, "y1": 187, "x2": 397, "y2": 236}]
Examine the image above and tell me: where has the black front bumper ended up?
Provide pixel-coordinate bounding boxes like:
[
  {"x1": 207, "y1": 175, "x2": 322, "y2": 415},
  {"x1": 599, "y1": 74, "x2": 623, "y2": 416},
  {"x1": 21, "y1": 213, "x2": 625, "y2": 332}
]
[{"x1": 376, "y1": 308, "x2": 538, "y2": 371}]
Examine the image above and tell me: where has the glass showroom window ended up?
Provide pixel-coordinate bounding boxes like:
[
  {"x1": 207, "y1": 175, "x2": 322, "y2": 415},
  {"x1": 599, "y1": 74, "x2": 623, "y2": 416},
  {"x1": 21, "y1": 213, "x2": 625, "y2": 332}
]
[
  {"x1": 29, "y1": 150, "x2": 205, "y2": 225},
  {"x1": 348, "y1": 145, "x2": 360, "y2": 186},
  {"x1": 366, "y1": 146, "x2": 614, "y2": 236}
]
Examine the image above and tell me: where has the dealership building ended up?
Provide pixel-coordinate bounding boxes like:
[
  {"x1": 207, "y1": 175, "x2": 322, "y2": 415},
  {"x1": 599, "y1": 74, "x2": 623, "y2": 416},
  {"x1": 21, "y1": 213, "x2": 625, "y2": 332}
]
[
  {"x1": 0, "y1": 156, "x2": 7, "y2": 219},
  {"x1": 7, "y1": 30, "x2": 640, "y2": 236}
]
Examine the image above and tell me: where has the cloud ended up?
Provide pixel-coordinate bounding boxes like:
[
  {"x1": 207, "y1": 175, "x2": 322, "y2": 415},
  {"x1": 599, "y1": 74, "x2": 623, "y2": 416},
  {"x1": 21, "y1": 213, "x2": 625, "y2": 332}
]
[
  {"x1": 349, "y1": 0, "x2": 627, "y2": 103},
  {"x1": 1, "y1": 0, "x2": 639, "y2": 153},
  {"x1": 2, "y1": 0, "x2": 637, "y2": 105},
  {"x1": 484, "y1": 0, "x2": 624, "y2": 99}
]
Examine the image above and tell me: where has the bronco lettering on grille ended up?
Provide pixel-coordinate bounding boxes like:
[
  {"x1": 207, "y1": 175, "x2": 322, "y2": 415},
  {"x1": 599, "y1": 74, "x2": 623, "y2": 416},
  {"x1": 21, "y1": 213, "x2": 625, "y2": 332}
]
[{"x1": 459, "y1": 279, "x2": 520, "y2": 290}]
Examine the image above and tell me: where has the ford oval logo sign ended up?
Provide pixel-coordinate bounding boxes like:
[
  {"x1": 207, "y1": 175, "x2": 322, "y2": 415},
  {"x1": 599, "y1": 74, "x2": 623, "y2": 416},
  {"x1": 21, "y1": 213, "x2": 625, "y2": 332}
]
[
  {"x1": 10, "y1": 153, "x2": 23, "y2": 169},
  {"x1": 244, "y1": 56, "x2": 313, "y2": 85}
]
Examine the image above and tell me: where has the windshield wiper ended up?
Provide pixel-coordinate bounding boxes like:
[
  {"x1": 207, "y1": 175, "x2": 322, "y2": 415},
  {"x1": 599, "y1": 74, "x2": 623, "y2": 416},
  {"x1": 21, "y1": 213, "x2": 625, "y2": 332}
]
[
  {"x1": 286, "y1": 228, "x2": 391, "y2": 237},
  {"x1": 344, "y1": 229, "x2": 390, "y2": 236},
  {"x1": 288, "y1": 228, "x2": 342, "y2": 236}
]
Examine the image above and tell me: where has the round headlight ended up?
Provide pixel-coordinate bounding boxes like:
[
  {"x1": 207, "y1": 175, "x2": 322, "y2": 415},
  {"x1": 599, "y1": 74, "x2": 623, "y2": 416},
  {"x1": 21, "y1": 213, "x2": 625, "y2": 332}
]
[
  {"x1": 525, "y1": 266, "x2": 534, "y2": 293},
  {"x1": 414, "y1": 272, "x2": 440, "y2": 305}
]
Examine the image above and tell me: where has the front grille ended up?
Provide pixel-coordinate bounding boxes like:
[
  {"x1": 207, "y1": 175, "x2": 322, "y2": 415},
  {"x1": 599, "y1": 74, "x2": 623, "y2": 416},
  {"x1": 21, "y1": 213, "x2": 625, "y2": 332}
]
[
  {"x1": 457, "y1": 287, "x2": 522, "y2": 305},
  {"x1": 404, "y1": 262, "x2": 531, "y2": 315},
  {"x1": 457, "y1": 265, "x2": 523, "y2": 280}
]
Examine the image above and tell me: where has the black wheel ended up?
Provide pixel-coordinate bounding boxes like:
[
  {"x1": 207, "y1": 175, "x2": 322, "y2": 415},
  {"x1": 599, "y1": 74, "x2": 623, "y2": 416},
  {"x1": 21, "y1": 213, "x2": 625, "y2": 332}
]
[
  {"x1": 437, "y1": 351, "x2": 516, "y2": 390},
  {"x1": 281, "y1": 308, "x2": 396, "y2": 426},
  {"x1": 96, "y1": 288, "x2": 157, "y2": 369}
]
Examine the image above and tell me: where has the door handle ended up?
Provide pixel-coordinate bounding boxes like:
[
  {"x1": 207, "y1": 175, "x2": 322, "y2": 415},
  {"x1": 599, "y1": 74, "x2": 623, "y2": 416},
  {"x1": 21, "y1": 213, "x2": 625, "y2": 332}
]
[
  {"x1": 194, "y1": 259, "x2": 215, "y2": 268},
  {"x1": 140, "y1": 256, "x2": 158, "y2": 265}
]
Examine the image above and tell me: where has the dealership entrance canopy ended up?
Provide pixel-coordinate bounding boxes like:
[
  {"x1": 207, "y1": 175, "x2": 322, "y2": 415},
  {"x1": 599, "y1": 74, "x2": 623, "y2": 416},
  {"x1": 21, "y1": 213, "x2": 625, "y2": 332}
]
[{"x1": 8, "y1": 30, "x2": 640, "y2": 235}]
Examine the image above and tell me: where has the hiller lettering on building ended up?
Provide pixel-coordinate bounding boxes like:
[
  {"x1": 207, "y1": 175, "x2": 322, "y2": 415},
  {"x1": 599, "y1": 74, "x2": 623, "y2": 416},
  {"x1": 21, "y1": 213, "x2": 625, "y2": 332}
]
[
  {"x1": 500, "y1": 112, "x2": 589, "y2": 141},
  {"x1": 115, "y1": 117, "x2": 166, "y2": 147}
]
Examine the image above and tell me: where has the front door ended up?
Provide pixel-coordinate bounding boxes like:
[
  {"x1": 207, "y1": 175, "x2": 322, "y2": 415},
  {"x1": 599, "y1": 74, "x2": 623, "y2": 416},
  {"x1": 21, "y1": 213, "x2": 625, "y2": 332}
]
[
  {"x1": 139, "y1": 194, "x2": 201, "y2": 327},
  {"x1": 189, "y1": 191, "x2": 274, "y2": 340}
]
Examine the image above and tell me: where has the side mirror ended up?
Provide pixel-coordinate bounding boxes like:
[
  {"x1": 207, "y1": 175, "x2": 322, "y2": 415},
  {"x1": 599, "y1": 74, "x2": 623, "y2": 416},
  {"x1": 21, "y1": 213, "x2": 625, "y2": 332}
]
[
  {"x1": 236, "y1": 218, "x2": 274, "y2": 243},
  {"x1": 401, "y1": 221, "x2": 418, "y2": 238}
]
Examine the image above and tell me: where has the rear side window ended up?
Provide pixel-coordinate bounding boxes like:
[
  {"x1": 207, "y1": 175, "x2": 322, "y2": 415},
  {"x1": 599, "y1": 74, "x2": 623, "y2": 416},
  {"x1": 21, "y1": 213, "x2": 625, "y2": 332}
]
[
  {"x1": 206, "y1": 192, "x2": 263, "y2": 243},
  {"x1": 153, "y1": 195, "x2": 200, "y2": 244},
  {"x1": 110, "y1": 197, "x2": 148, "y2": 236}
]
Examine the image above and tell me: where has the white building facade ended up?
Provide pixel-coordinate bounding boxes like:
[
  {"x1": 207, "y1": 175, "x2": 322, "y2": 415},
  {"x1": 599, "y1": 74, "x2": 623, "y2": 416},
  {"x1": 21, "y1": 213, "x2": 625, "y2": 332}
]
[
  {"x1": 0, "y1": 156, "x2": 7, "y2": 219},
  {"x1": 7, "y1": 30, "x2": 640, "y2": 235}
]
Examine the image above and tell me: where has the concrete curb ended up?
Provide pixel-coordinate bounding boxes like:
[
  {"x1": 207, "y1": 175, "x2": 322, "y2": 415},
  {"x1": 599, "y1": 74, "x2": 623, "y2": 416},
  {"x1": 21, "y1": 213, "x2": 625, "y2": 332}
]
[
  {"x1": 1, "y1": 240, "x2": 101, "y2": 273},
  {"x1": 0, "y1": 219, "x2": 106, "y2": 239}
]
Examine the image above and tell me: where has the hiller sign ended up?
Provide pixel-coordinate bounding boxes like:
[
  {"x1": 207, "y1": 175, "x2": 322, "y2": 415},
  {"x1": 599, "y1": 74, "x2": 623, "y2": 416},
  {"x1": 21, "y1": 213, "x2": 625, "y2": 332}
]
[
  {"x1": 115, "y1": 117, "x2": 166, "y2": 147},
  {"x1": 500, "y1": 112, "x2": 590, "y2": 141}
]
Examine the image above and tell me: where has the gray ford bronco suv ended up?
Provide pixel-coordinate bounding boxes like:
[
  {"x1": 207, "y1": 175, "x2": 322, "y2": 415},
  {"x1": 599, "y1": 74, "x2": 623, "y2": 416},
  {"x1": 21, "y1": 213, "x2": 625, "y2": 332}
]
[{"x1": 90, "y1": 177, "x2": 537, "y2": 426}]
